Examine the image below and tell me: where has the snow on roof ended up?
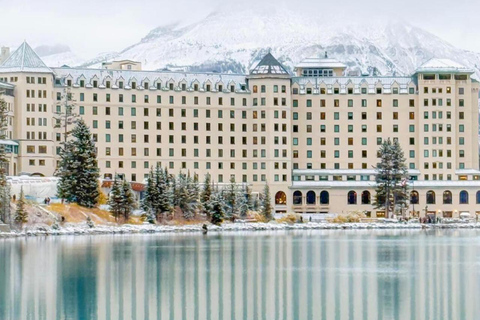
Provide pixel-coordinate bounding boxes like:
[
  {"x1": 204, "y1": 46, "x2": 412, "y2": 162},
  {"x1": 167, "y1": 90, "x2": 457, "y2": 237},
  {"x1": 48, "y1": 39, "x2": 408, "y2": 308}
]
[
  {"x1": 415, "y1": 58, "x2": 474, "y2": 74},
  {"x1": 0, "y1": 81, "x2": 14, "y2": 90},
  {"x1": 0, "y1": 41, "x2": 52, "y2": 74},
  {"x1": 52, "y1": 67, "x2": 247, "y2": 90},
  {"x1": 292, "y1": 76, "x2": 414, "y2": 87},
  {"x1": 250, "y1": 53, "x2": 290, "y2": 76},
  {"x1": 295, "y1": 56, "x2": 347, "y2": 69}
]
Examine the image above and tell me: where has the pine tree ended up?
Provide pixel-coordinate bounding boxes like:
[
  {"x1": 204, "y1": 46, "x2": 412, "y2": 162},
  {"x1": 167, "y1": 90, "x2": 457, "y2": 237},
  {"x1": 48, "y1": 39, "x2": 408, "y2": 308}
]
[
  {"x1": 141, "y1": 167, "x2": 158, "y2": 219},
  {"x1": 0, "y1": 94, "x2": 10, "y2": 224},
  {"x1": 121, "y1": 179, "x2": 136, "y2": 221},
  {"x1": 225, "y1": 176, "x2": 238, "y2": 217},
  {"x1": 57, "y1": 119, "x2": 100, "y2": 207},
  {"x1": 260, "y1": 182, "x2": 273, "y2": 221},
  {"x1": 374, "y1": 138, "x2": 409, "y2": 218},
  {"x1": 176, "y1": 172, "x2": 197, "y2": 220},
  {"x1": 200, "y1": 173, "x2": 213, "y2": 217},
  {"x1": 245, "y1": 185, "x2": 254, "y2": 212},
  {"x1": 14, "y1": 187, "x2": 27, "y2": 225},
  {"x1": 210, "y1": 194, "x2": 225, "y2": 225},
  {"x1": 108, "y1": 176, "x2": 123, "y2": 221}
]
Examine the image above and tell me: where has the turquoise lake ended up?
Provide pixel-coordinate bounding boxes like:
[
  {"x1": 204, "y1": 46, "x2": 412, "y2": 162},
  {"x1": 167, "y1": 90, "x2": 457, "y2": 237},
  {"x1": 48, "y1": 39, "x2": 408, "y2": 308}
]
[{"x1": 0, "y1": 229, "x2": 479, "y2": 319}]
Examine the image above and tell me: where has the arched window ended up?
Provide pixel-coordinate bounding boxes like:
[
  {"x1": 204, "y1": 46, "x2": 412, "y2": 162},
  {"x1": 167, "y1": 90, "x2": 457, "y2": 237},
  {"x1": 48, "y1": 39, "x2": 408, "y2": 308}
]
[
  {"x1": 253, "y1": 85, "x2": 258, "y2": 93},
  {"x1": 293, "y1": 191, "x2": 302, "y2": 205},
  {"x1": 347, "y1": 191, "x2": 357, "y2": 205},
  {"x1": 443, "y1": 190, "x2": 452, "y2": 204},
  {"x1": 410, "y1": 191, "x2": 419, "y2": 204},
  {"x1": 476, "y1": 191, "x2": 480, "y2": 204},
  {"x1": 361, "y1": 191, "x2": 371, "y2": 204},
  {"x1": 460, "y1": 190, "x2": 469, "y2": 204},
  {"x1": 275, "y1": 191, "x2": 286, "y2": 205},
  {"x1": 426, "y1": 191, "x2": 436, "y2": 204},
  {"x1": 306, "y1": 191, "x2": 316, "y2": 205},
  {"x1": 320, "y1": 191, "x2": 329, "y2": 205}
]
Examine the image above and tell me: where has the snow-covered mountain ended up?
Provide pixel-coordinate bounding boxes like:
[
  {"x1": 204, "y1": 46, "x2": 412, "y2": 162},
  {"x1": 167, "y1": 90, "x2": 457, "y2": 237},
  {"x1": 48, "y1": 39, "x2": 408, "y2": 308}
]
[
  {"x1": 35, "y1": 44, "x2": 85, "y2": 68},
  {"x1": 74, "y1": 6, "x2": 480, "y2": 77}
]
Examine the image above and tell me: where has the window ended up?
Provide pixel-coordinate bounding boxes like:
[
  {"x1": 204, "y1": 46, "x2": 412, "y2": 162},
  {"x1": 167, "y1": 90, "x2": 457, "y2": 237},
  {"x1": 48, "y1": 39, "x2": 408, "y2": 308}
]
[
  {"x1": 347, "y1": 191, "x2": 357, "y2": 205},
  {"x1": 460, "y1": 190, "x2": 469, "y2": 204},
  {"x1": 426, "y1": 191, "x2": 435, "y2": 204},
  {"x1": 293, "y1": 191, "x2": 302, "y2": 205},
  {"x1": 361, "y1": 191, "x2": 371, "y2": 204},
  {"x1": 443, "y1": 190, "x2": 452, "y2": 204},
  {"x1": 410, "y1": 191, "x2": 419, "y2": 204}
]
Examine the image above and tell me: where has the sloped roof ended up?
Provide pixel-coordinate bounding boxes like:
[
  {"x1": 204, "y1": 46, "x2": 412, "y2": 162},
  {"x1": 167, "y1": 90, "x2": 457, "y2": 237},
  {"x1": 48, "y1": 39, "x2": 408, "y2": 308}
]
[
  {"x1": 250, "y1": 53, "x2": 290, "y2": 76},
  {"x1": 0, "y1": 41, "x2": 52, "y2": 73},
  {"x1": 415, "y1": 58, "x2": 474, "y2": 74}
]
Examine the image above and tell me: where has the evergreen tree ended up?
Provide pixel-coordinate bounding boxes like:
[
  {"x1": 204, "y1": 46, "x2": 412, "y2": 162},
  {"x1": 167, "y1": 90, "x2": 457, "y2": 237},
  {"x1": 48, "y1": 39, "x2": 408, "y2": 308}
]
[
  {"x1": 373, "y1": 138, "x2": 409, "y2": 218},
  {"x1": 14, "y1": 187, "x2": 27, "y2": 225},
  {"x1": 108, "y1": 176, "x2": 123, "y2": 221},
  {"x1": 0, "y1": 95, "x2": 10, "y2": 224},
  {"x1": 121, "y1": 179, "x2": 136, "y2": 221},
  {"x1": 225, "y1": 176, "x2": 238, "y2": 217},
  {"x1": 56, "y1": 119, "x2": 100, "y2": 207},
  {"x1": 210, "y1": 194, "x2": 225, "y2": 225},
  {"x1": 141, "y1": 168, "x2": 158, "y2": 218},
  {"x1": 260, "y1": 182, "x2": 273, "y2": 221},
  {"x1": 200, "y1": 173, "x2": 213, "y2": 217},
  {"x1": 176, "y1": 172, "x2": 197, "y2": 219},
  {"x1": 245, "y1": 185, "x2": 254, "y2": 212}
]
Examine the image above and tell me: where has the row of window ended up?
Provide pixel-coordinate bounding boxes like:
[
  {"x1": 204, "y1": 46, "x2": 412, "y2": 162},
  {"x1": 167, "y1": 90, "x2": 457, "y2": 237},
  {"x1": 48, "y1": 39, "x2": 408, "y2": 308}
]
[
  {"x1": 61, "y1": 79, "x2": 239, "y2": 93},
  {"x1": 289, "y1": 189, "x2": 478, "y2": 206},
  {"x1": 293, "y1": 98, "x2": 415, "y2": 108},
  {"x1": 73, "y1": 106, "x2": 289, "y2": 119},
  {"x1": 292, "y1": 87, "x2": 416, "y2": 95}
]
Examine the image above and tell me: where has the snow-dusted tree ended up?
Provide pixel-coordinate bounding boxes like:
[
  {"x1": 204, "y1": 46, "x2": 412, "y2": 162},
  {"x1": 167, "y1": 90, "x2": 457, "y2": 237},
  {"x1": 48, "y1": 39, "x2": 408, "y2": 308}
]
[
  {"x1": 210, "y1": 194, "x2": 225, "y2": 225},
  {"x1": 0, "y1": 94, "x2": 10, "y2": 224},
  {"x1": 245, "y1": 185, "x2": 254, "y2": 213},
  {"x1": 14, "y1": 187, "x2": 27, "y2": 225},
  {"x1": 108, "y1": 176, "x2": 123, "y2": 222},
  {"x1": 57, "y1": 119, "x2": 100, "y2": 207},
  {"x1": 224, "y1": 176, "x2": 238, "y2": 217},
  {"x1": 176, "y1": 172, "x2": 197, "y2": 220},
  {"x1": 200, "y1": 173, "x2": 213, "y2": 217},
  {"x1": 121, "y1": 179, "x2": 136, "y2": 221},
  {"x1": 260, "y1": 182, "x2": 273, "y2": 221},
  {"x1": 374, "y1": 138, "x2": 409, "y2": 218},
  {"x1": 141, "y1": 167, "x2": 158, "y2": 219}
]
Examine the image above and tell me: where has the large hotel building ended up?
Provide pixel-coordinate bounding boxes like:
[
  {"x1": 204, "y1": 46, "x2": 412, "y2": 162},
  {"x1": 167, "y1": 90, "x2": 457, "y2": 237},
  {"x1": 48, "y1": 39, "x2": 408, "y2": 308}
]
[{"x1": 0, "y1": 41, "x2": 479, "y2": 218}]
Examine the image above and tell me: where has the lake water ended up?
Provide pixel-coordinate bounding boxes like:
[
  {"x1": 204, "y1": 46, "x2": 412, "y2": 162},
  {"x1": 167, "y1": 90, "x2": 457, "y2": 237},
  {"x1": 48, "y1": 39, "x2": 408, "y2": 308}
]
[{"x1": 0, "y1": 229, "x2": 479, "y2": 320}]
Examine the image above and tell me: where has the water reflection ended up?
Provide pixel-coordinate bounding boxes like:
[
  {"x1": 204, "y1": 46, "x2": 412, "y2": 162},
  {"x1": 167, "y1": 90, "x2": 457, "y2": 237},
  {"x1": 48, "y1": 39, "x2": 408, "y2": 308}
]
[{"x1": 0, "y1": 230, "x2": 479, "y2": 320}]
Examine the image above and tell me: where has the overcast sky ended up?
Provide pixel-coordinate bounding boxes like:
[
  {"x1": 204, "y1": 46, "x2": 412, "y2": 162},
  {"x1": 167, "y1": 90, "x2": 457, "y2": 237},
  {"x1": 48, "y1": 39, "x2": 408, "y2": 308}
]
[{"x1": 1, "y1": 0, "x2": 479, "y2": 58}]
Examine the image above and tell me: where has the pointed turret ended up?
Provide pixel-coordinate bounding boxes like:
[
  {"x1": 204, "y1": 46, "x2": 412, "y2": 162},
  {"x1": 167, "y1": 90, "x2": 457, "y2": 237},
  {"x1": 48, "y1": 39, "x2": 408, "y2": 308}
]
[
  {"x1": 0, "y1": 41, "x2": 52, "y2": 73},
  {"x1": 249, "y1": 53, "x2": 290, "y2": 77}
]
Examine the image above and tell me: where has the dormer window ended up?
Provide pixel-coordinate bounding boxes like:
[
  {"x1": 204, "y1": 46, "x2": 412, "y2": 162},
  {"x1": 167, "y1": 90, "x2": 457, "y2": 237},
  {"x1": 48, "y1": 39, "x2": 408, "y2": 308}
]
[
  {"x1": 392, "y1": 87, "x2": 398, "y2": 94},
  {"x1": 181, "y1": 83, "x2": 186, "y2": 91},
  {"x1": 93, "y1": 80, "x2": 98, "y2": 88},
  {"x1": 156, "y1": 83, "x2": 161, "y2": 90},
  {"x1": 67, "y1": 80, "x2": 72, "y2": 87},
  {"x1": 119, "y1": 81, "x2": 124, "y2": 89},
  {"x1": 106, "y1": 81, "x2": 110, "y2": 88},
  {"x1": 230, "y1": 85, "x2": 235, "y2": 92},
  {"x1": 169, "y1": 83, "x2": 174, "y2": 90},
  {"x1": 194, "y1": 84, "x2": 199, "y2": 91},
  {"x1": 132, "y1": 82, "x2": 136, "y2": 89},
  {"x1": 218, "y1": 85, "x2": 223, "y2": 92},
  {"x1": 144, "y1": 82, "x2": 149, "y2": 89},
  {"x1": 347, "y1": 88, "x2": 353, "y2": 94},
  {"x1": 80, "y1": 80, "x2": 85, "y2": 87},
  {"x1": 376, "y1": 88, "x2": 382, "y2": 94},
  {"x1": 206, "y1": 84, "x2": 211, "y2": 92}
]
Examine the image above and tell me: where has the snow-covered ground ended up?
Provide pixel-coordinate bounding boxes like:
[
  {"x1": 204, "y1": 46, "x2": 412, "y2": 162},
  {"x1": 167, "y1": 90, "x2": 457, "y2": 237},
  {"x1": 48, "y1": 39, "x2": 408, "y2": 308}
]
[{"x1": 1, "y1": 221, "x2": 480, "y2": 238}]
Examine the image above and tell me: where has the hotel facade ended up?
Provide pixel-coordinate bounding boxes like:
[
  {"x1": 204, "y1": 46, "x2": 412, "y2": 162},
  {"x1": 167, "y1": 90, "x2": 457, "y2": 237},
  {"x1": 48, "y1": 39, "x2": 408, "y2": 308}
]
[{"x1": 0, "y1": 42, "x2": 479, "y2": 218}]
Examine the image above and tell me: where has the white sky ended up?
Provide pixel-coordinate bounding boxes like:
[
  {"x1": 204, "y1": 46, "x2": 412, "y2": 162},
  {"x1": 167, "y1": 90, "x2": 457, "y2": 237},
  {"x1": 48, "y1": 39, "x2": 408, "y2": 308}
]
[{"x1": 1, "y1": 0, "x2": 479, "y2": 58}]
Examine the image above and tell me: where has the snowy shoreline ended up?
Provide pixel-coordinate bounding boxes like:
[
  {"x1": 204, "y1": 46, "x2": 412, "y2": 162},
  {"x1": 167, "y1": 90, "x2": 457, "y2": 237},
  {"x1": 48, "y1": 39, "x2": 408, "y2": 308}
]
[{"x1": 1, "y1": 222, "x2": 480, "y2": 238}]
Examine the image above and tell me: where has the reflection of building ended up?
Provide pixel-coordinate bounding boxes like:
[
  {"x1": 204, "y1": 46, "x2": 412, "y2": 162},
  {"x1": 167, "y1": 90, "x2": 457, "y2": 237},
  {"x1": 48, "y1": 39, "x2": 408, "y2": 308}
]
[
  {"x1": 0, "y1": 232, "x2": 478, "y2": 319},
  {"x1": 1, "y1": 42, "x2": 480, "y2": 217}
]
